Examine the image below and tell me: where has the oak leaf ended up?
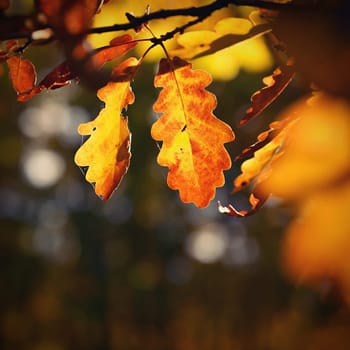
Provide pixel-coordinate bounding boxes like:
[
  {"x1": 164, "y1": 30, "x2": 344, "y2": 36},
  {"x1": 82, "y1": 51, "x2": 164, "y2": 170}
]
[
  {"x1": 151, "y1": 57, "x2": 234, "y2": 208},
  {"x1": 218, "y1": 191, "x2": 268, "y2": 217},
  {"x1": 240, "y1": 61, "x2": 295, "y2": 126},
  {"x1": 261, "y1": 94, "x2": 350, "y2": 200},
  {"x1": 257, "y1": 93, "x2": 350, "y2": 304},
  {"x1": 219, "y1": 117, "x2": 297, "y2": 217},
  {"x1": 171, "y1": 18, "x2": 271, "y2": 60},
  {"x1": 7, "y1": 55, "x2": 37, "y2": 95},
  {"x1": 74, "y1": 57, "x2": 139, "y2": 200},
  {"x1": 18, "y1": 34, "x2": 137, "y2": 101},
  {"x1": 234, "y1": 118, "x2": 296, "y2": 193}
]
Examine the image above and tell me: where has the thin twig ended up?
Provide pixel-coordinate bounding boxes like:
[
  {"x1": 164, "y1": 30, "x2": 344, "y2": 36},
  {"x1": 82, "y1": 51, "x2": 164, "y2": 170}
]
[
  {"x1": 86, "y1": 0, "x2": 301, "y2": 37},
  {"x1": 0, "y1": 0, "x2": 315, "y2": 42}
]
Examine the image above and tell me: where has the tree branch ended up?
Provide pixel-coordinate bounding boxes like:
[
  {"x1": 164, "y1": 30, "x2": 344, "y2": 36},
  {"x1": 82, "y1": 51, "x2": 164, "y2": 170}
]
[
  {"x1": 86, "y1": 0, "x2": 302, "y2": 37},
  {"x1": 0, "y1": 0, "x2": 316, "y2": 42}
]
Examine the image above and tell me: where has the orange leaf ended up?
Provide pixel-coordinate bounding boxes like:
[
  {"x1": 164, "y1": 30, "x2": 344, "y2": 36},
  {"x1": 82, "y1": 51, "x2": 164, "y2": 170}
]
[
  {"x1": 261, "y1": 94, "x2": 350, "y2": 200},
  {"x1": 218, "y1": 190, "x2": 268, "y2": 217},
  {"x1": 171, "y1": 18, "x2": 271, "y2": 61},
  {"x1": 7, "y1": 55, "x2": 37, "y2": 94},
  {"x1": 233, "y1": 118, "x2": 296, "y2": 193},
  {"x1": 74, "y1": 57, "x2": 139, "y2": 200},
  {"x1": 18, "y1": 34, "x2": 137, "y2": 101},
  {"x1": 235, "y1": 120, "x2": 281, "y2": 161},
  {"x1": 240, "y1": 61, "x2": 295, "y2": 126},
  {"x1": 219, "y1": 117, "x2": 298, "y2": 217},
  {"x1": 151, "y1": 57, "x2": 234, "y2": 208},
  {"x1": 91, "y1": 34, "x2": 137, "y2": 69}
]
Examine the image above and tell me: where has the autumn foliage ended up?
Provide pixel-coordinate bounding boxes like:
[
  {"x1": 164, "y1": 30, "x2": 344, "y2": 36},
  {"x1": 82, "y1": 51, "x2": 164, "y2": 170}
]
[
  {"x1": 2, "y1": 0, "x2": 350, "y2": 305},
  {"x1": 74, "y1": 57, "x2": 138, "y2": 200},
  {"x1": 151, "y1": 57, "x2": 234, "y2": 207}
]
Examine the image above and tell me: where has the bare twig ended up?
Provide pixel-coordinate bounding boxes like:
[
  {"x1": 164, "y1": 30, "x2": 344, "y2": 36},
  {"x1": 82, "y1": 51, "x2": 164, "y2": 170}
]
[{"x1": 0, "y1": 0, "x2": 315, "y2": 42}]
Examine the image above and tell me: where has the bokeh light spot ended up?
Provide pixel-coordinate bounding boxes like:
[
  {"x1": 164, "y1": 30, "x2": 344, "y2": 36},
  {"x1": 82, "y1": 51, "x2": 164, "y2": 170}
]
[
  {"x1": 21, "y1": 149, "x2": 66, "y2": 188},
  {"x1": 186, "y1": 223, "x2": 228, "y2": 263}
]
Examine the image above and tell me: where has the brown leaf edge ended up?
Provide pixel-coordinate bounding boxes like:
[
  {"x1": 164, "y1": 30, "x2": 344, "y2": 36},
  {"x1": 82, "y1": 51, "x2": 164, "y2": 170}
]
[
  {"x1": 221, "y1": 113, "x2": 299, "y2": 217},
  {"x1": 17, "y1": 34, "x2": 137, "y2": 101},
  {"x1": 235, "y1": 119, "x2": 287, "y2": 161},
  {"x1": 218, "y1": 189, "x2": 269, "y2": 217},
  {"x1": 239, "y1": 59, "x2": 295, "y2": 126}
]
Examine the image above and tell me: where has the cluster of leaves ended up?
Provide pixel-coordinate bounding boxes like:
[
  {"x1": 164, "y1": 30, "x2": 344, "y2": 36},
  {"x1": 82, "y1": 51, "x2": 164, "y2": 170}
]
[
  {"x1": 261, "y1": 93, "x2": 350, "y2": 304},
  {"x1": 0, "y1": 0, "x2": 290, "y2": 209},
  {"x1": 2, "y1": 0, "x2": 350, "y2": 301}
]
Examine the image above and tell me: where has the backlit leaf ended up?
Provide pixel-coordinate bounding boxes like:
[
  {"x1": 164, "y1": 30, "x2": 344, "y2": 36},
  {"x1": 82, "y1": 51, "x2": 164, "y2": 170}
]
[
  {"x1": 74, "y1": 57, "x2": 139, "y2": 200},
  {"x1": 90, "y1": 34, "x2": 137, "y2": 69},
  {"x1": 240, "y1": 61, "x2": 295, "y2": 126},
  {"x1": 151, "y1": 57, "x2": 234, "y2": 208},
  {"x1": 7, "y1": 55, "x2": 37, "y2": 95},
  {"x1": 218, "y1": 190, "x2": 268, "y2": 217},
  {"x1": 18, "y1": 34, "x2": 136, "y2": 101},
  {"x1": 261, "y1": 94, "x2": 350, "y2": 200},
  {"x1": 171, "y1": 17, "x2": 271, "y2": 60},
  {"x1": 219, "y1": 116, "x2": 297, "y2": 217},
  {"x1": 235, "y1": 121, "x2": 281, "y2": 161},
  {"x1": 234, "y1": 118, "x2": 296, "y2": 193}
]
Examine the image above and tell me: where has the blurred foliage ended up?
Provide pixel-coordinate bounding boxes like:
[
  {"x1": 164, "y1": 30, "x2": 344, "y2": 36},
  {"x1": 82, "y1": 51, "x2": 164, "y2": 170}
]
[{"x1": 1, "y1": 0, "x2": 350, "y2": 349}]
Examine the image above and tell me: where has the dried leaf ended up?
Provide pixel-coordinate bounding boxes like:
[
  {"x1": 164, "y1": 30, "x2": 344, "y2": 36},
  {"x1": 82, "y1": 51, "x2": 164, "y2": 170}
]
[
  {"x1": 7, "y1": 55, "x2": 37, "y2": 94},
  {"x1": 261, "y1": 95, "x2": 350, "y2": 200},
  {"x1": 74, "y1": 57, "x2": 139, "y2": 200},
  {"x1": 18, "y1": 34, "x2": 136, "y2": 101},
  {"x1": 235, "y1": 121, "x2": 282, "y2": 161},
  {"x1": 218, "y1": 116, "x2": 297, "y2": 217},
  {"x1": 218, "y1": 190, "x2": 268, "y2": 217},
  {"x1": 234, "y1": 117, "x2": 297, "y2": 193},
  {"x1": 151, "y1": 57, "x2": 234, "y2": 208},
  {"x1": 91, "y1": 34, "x2": 137, "y2": 69},
  {"x1": 171, "y1": 18, "x2": 271, "y2": 60},
  {"x1": 240, "y1": 61, "x2": 295, "y2": 126}
]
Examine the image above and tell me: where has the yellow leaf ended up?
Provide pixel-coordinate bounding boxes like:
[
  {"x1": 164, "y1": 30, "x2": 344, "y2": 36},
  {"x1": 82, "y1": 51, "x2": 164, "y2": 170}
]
[
  {"x1": 171, "y1": 17, "x2": 270, "y2": 60},
  {"x1": 218, "y1": 118, "x2": 297, "y2": 217},
  {"x1": 282, "y1": 179, "x2": 350, "y2": 303},
  {"x1": 151, "y1": 57, "x2": 234, "y2": 208},
  {"x1": 233, "y1": 118, "x2": 296, "y2": 192},
  {"x1": 88, "y1": 0, "x2": 204, "y2": 61},
  {"x1": 171, "y1": 17, "x2": 273, "y2": 80},
  {"x1": 261, "y1": 95, "x2": 350, "y2": 200},
  {"x1": 74, "y1": 57, "x2": 139, "y2": 200}
]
